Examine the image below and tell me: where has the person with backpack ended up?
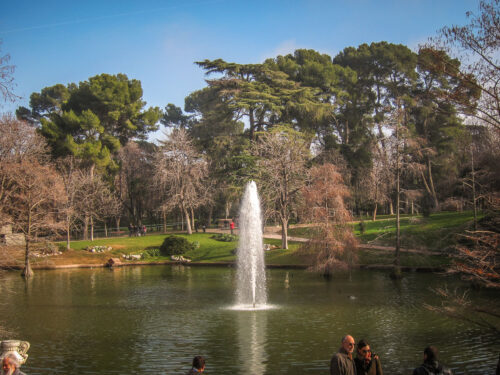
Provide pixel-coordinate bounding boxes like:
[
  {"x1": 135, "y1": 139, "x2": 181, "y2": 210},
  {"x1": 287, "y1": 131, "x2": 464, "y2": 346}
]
[{"x1": 413, "y1": 346, "x2": 453, "y2": 375}]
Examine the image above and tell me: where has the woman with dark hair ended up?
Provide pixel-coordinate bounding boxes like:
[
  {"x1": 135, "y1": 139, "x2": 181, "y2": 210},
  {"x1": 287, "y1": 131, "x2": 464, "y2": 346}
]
[
  {"x1": 187, "y1": 356, "x2": 205, "y2": 374},
  {"x1": 354, "y1": 340, "x2": 383, "y2": 375}
]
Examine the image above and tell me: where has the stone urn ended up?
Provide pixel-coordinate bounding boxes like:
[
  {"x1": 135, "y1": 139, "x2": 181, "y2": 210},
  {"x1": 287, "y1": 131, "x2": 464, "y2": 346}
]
[{"x1": 0, "y1": 340, "x2": 30, "y2": 364}]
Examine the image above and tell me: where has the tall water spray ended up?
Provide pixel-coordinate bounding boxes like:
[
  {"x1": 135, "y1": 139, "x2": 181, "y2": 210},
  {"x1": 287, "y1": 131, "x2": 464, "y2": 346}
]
[{"x1": 235, "y1": 181, "x2": 267, "y2": 308}]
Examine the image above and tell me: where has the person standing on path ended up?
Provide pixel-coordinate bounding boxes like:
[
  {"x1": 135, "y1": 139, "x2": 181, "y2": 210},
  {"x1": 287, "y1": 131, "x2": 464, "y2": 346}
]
[
  {"x1": 330, "y1": 334, "x2": 357, "y2": 375},
  {"x1": 230, "y1": 220, "x2": 235, "y2": 235}
]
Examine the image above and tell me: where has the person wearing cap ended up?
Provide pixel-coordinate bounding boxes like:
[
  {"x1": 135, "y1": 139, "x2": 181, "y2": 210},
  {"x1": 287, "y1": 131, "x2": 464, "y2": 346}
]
[
  {"x1": 413, "y1": 346, "x2": 453, "y2": 375},
  {"x1": 330, "y1": 334, "x2": 356, "y2": 375}
]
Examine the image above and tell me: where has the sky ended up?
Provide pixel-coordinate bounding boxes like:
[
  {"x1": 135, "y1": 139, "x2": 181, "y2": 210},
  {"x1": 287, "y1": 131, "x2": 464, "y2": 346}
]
[{"x1": 0, "y1": 0, "x2": 477, "y2": 128}]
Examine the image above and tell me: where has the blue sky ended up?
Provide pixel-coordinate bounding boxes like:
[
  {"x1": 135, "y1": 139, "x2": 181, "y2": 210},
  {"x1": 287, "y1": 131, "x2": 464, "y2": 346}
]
[{"x1": 0, "y1": 0, "x2": 476, "y2": 120}]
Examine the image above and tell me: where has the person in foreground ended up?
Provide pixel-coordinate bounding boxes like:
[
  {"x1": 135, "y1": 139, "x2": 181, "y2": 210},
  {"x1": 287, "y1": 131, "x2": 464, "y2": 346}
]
[
  {"x1": 330, "y1": 334, "x2": 356, "y2": 375},
  {"x1": 2, "y1": 354, "x2": 26, "y2": 375},
  {"x1": 354, "y1": 339, "x2": 383, "y2": 375},
  {"x1": 413, "y1": 346, "x2": 453, "y2": 375},
  {"x1": 187, "y1": 356, "x2": 205, "y2": 374}
]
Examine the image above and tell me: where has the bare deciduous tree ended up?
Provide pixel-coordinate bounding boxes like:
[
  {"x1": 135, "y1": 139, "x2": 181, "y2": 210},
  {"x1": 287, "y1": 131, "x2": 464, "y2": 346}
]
[
  {"x1": 0, "y1": 160, "x2": 66, "y2": 278},
  {"x1": 253, "y1": 127, "x2": 309, "y2": 249},
  {"x1": 300, "y1": 163, "x2": 358, "y2": 276},
  {"x1": 1, "y1": 116, "x2": 48, "y2": 226},
  {"x1": 77, "y1": 170, "x2": 121, "y2": 241},
  {"x1": 427, "y1": 0, "x2": 500, "y2": 131},
  {"x1": 0, "y1": 41, "x2": 18, "y2": 104},
  {"x1": 116, "y1": 141, "x2": 155, "y2": 226},
  {"x1": 0, "y1": 115, "x2": 47, "y2": 164},
  {"x1": 153, "y1": 129, "x2": 209, "y2": 234}
]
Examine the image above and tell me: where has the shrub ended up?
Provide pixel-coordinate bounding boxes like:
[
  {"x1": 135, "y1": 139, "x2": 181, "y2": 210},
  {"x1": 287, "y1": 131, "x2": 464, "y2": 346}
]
[
  {"x1": 210, "y1": 233, "x2": 237, "y2": 242},
  {"x1": 159, "y1": 235, "x2": 195, "y2": 256}
]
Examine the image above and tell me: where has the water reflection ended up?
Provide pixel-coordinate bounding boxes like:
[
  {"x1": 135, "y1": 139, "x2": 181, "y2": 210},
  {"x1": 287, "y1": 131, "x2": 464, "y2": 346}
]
[
  {"x1": 237, "y1": 311, "x2": 267, "y2": 375},
  {"x1": 0, "y1": 267, "x2": 498, "y2": 375}
]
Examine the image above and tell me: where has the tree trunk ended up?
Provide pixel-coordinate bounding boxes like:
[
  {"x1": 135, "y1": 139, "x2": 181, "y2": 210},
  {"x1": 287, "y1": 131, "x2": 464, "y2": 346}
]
[
  {"x1": 22, "y1": 237, "x2": 33, "y2": 279},
  {"x1": 372, "y1": 203, "x2": 378, "y2": 221},
  {"x1": 90, "y1": 216, "x2": 94, "y2": 241},
  {"x1": 249, "y1": 109, "x2": 256, "y2": 140},
  {"x1": 392, "y1": 99, "x2": 402, "y2": 280},
  {"x1": 115, "y1": 217, "x2": 120, "y2": 232},
  {"x1": 420, "y1": 159, "x2": 439, "y2": 212},
  {"x1": 184, "y1": 209, "x2": 193, "y2": 234},
  {"x1": 191, "y1": 207, "x2": 196, "y2": 232},
  {"x1": 471, "y1": 146, "x2": 478, "y2": 231},
  {"x1": 427, "y1": 158, "x2": 439, "y2": 210},
  {"x1": 83, "y1": 216, "x2": 89, "y2": 240},
  {"x1": 66, "y1": 221, "x2": 71, "y2": 250},
  {"x1": 389, "y1": 201, "x2": 394, "y2": 215},
  {"x1": 208, "y1": 206, "x2": 213, "y2": 228},
  {"x1": 183, "y1": 207, "x2": 192, "y2": 235},
  {"x1": 163, "y1": 209, "x2": 167, "y2": 233},
  {"x1": 281, "y1": 217, "x2": 288, "y2": 250},
  {"x1": 225, "y1": 200, "x2": 232, "y2": 220},
  {"x1": 104, "y1": 222, "x2": 108, "y2": 237}
]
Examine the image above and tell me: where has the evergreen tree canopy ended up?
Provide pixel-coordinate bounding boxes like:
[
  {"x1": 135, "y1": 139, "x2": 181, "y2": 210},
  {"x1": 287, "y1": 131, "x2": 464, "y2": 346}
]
[{"x1": 18, "y1": 73, "x2": 161, "y2": 172}]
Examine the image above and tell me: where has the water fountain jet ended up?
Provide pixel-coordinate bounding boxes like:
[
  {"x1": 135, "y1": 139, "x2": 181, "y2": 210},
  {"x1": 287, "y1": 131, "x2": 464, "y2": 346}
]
[{"x1": 233, "y1": 181, "x2": 268, "y2": 310}]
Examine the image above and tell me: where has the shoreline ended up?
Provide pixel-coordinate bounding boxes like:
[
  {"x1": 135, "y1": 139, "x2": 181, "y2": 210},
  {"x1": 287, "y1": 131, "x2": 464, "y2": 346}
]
[{"x1": 0, "y1": 261, "x2": 446, "y2": 273}]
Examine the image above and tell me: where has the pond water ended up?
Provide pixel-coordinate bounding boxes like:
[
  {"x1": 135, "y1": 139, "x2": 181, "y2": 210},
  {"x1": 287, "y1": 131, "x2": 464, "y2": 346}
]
[{"x1": 1, "y1": 266, "x2": 498, "y2": 374}]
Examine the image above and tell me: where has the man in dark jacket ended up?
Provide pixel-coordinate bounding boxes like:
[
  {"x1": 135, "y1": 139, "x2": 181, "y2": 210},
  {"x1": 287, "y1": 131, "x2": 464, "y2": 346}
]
[
  {"x1": 413, "y1": 346, "x2": 453, "y2": 375},
  {"x1": 330, "y1": 334, "x2": 357, "y2": 375}
]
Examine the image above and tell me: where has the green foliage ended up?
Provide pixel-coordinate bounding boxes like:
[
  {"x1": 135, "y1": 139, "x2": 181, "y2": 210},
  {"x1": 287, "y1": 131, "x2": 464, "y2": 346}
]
[
  {"x1": 142, "y1": 248, "x2": 160, "y2": 258},
  {"x1": 159, "y1": 235, "x2": 196, "y2": 256},
  {"x1": 20, "y1": 73, "x2": 160, "y2": 174},
  {"x1": 210, "y1": 233, "x2": 237, "y2": 242},
  {"x1": 195, "y1": 58, "x2": 330, "y2": 140},
  {"x1": 287, "y1": 211, "x2": 480, "y2": 252}
]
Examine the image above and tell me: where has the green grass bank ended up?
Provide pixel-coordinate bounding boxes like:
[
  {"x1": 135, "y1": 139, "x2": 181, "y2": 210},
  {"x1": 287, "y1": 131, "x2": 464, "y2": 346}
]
[{"x1": 24, "y1": 211, "x2": 475, "y2": 270}]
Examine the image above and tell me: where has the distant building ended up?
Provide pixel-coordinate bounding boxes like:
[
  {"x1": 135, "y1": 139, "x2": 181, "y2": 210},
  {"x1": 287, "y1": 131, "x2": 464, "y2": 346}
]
[{"x1": 0, "y1": 224, "x2": 26, "y2": 246}]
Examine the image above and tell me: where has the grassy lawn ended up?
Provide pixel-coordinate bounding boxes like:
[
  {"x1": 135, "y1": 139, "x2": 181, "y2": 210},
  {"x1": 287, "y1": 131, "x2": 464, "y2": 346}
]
[
  {"x1": 37, "y1": 230, "x2": 451, "y2": 269},
  {"x1": 288, "y1": 211, "x2": 479, "y2": 251},
  {"x1": 48, "y1": 233, "x2": 305, "y2": 266},
  {"x1": 21, "y1": 211, "x2": 474, "y2": 269}
]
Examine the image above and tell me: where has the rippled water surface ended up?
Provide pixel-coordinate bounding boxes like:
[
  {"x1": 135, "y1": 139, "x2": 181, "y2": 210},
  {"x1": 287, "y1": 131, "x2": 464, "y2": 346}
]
[{"x1": 1, "y1": 266, "x2": 498, "y2": 374}]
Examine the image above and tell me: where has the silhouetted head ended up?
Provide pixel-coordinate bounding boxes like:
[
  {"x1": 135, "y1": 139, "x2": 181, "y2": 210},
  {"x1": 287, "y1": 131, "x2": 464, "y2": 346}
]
[
  {"x1": 192, "y1": 356, "x2": 205, "y2": 371},
  {"x1": 423, "y1": 346, "x2": 439, "y2": 363}
]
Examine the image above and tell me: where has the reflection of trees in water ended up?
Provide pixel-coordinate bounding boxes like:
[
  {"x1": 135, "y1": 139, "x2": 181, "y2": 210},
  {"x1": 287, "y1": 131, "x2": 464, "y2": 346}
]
[
  {"x1": 237, "y1": 311, "x2": 267, "y2": 375},
  {"x1": 0, "y1": 271, "x2": 16, "y2": 337}
]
